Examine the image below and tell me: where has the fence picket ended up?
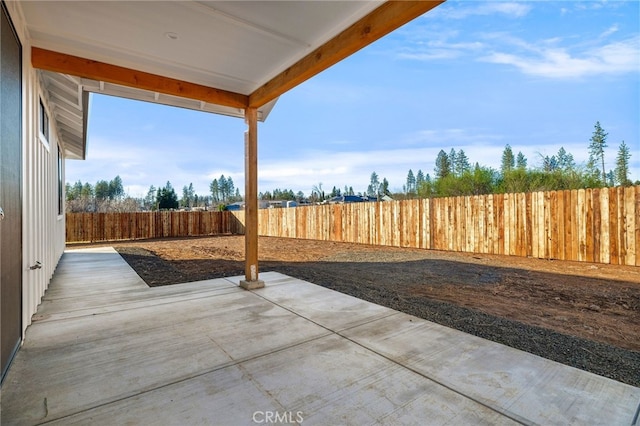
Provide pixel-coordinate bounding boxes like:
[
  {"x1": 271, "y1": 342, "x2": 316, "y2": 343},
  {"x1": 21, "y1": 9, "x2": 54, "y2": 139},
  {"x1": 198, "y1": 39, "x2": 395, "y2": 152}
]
[{"x1": 625, "y1": 186, "x2": 636, "y2": 265}]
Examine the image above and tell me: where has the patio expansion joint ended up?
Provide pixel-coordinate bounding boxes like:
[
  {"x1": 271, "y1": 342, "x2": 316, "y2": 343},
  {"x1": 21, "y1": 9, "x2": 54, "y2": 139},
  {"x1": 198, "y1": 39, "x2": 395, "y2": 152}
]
[
  {"x1": 32, "y1": 286, "x2": 241, "y2": 323},
  {"x1": 632, "y1": 399, "x2": 640, "y2": 426},
  {"x1": 34, "y1": 329, "x2": 335, "y2": 425},
  {"x1": 248, "y1": 289, "x2": 534, "y2": 426}
]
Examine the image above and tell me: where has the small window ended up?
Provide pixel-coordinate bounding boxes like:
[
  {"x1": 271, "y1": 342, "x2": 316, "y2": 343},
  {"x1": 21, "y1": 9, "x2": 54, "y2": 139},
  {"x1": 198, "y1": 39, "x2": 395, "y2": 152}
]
[
  {"x1": 39, "y1": 98, "x2": 49, "y2": 141},
  {"x1": 58, "y1": 144, "x2": 63, "y2": 215}
]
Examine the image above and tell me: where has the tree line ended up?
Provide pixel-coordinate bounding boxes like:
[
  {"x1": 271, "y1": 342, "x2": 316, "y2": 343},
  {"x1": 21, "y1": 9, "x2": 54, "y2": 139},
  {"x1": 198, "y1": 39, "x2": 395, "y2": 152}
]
[
  {"x1": 66, "y1": 122, "x2": 635, "y2": 212},
  {"x1": 66, "y1": 174, "x2": 242, "y2": 213},
  {"x1": 398, "y1": 121, "x2": 635, "y2": 199}
]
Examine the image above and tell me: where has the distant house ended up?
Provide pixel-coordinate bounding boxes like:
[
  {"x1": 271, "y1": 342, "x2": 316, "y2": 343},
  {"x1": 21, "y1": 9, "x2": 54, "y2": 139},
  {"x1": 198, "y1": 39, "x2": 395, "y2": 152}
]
[
  {"x1": 258, "y1": 200, "x2": 297, "y2": 209},
  {"x1": 225, "y1": 202, "x2": 245, "y2": 211},
  {"x1": 326, "y1": 194, "x2": 393, "y2": 204},
  {"x1": 326, "y1": 195, "x2": 366, "y2": 204}
]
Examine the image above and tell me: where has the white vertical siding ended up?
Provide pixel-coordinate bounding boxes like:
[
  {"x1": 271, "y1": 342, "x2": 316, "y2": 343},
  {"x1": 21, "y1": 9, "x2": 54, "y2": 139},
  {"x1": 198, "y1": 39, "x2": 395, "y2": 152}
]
[
  {"x1": 6, "y1": 2, "x2": 67, "y2": 337},
  {"x1": 22, "y1": 55, "x2": 67, "y2": 334}
]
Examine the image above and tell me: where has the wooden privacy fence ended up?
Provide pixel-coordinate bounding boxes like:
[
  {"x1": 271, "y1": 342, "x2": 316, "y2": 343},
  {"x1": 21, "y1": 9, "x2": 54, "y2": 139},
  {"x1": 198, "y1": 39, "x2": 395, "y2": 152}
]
[
  {"x1": 250, "y1": 186, "x2": 639, "y2": 266},
  {"x1": 66, "y1": 211, "x2": 244, "y2": 243},
  {"x1": 67, "y1": 186, "x2": 639, "y2": 266}
]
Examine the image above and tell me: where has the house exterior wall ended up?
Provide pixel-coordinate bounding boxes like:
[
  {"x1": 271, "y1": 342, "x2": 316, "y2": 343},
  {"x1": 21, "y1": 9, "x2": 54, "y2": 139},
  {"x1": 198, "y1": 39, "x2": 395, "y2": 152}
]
[{"x1": 5, "y1": 2, "x2": 66, "y2": 336}]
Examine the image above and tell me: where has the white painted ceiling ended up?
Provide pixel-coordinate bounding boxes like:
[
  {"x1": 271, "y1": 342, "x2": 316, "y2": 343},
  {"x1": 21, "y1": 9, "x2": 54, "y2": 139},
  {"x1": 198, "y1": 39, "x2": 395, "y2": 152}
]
[
  {"x1": 20, "y1": 1, "x2": 386, "y2": 158},
  {"x1": 22, "y1": 1, "x2": 383, "y2": 96}
]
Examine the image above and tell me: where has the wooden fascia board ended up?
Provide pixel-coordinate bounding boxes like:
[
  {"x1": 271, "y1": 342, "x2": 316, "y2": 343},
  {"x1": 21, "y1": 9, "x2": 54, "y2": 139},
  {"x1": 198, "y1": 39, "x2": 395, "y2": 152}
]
[
  {"x1": 248, "y1": 0, "x2": 444, "y2": 108},
  {"x1": 32, "y1": 47, "x2": 248, "y2": 109}
]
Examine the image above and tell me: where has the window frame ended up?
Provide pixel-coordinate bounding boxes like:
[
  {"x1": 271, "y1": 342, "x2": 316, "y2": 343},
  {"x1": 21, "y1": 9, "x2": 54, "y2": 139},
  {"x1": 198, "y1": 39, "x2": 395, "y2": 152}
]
[
  {"x1": 57, "y1": 143, "x2": 63, "y2": 216},
  {"x1": 39, "y1": 97, "x2": 50, "y2": 150}
]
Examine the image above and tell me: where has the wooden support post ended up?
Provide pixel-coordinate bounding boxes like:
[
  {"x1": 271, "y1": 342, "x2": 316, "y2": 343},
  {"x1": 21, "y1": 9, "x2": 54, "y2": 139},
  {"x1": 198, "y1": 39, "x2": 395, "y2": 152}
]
[{"x1": 240, "y1": 107, "x2": 264, "y2": 290}]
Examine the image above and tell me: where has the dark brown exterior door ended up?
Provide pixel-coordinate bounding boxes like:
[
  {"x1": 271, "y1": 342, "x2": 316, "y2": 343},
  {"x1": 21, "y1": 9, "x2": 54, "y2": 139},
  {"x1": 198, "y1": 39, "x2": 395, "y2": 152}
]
[{"x1": 1, "y1": 2, "x2": 22, "y2": 383}]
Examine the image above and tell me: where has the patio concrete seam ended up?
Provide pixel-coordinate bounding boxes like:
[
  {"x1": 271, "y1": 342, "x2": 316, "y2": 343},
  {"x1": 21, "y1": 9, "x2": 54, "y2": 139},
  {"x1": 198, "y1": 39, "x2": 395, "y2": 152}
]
[
  {"x1": 33, "y1": 331, "x2": 336, "y2": 425},
  {"x1": 32, "y1": 287, "x2": 242, "y2": 324},
  {"x1": 340, "y1": 330, "x2": 534, "y2": 425},
  {"x1": 40, "y1": 286, "x2": 238, "y2": 307},
  {"x1": 632, "y1": 398, "x2": 640, "y2": 426},
  {"x1": 248, "y1": 288, "x2": 533, "y2": 426},
  {"x1": 37, "y1": 289, "x2": 242, "y2": 319}
]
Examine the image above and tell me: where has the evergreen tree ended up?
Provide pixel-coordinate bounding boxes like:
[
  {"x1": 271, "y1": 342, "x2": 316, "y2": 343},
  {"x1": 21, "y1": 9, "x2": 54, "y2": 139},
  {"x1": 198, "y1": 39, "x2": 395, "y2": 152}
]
[
  {"x1": 144, "y1": 185, "x2": 157, "y2": 210},
  {"x1": 188, "y1": 183, "x2": 195, "y2": 205},
  {"x1": 542, "y1": 155, "x2": 558, "y2": 172},
  {"x1": 65, "y1": 183, "x2": 74, "y2": 201},
  {"x1": 588, "y1": 121, "x2": 608, "y2": 184},
  {"x1": 416, "y1": 169, "x2": 425, "y2": 187},
  {"x1": 108, "y1": 175, "x2": 124, "y2": 200},
  {"x1": 405, "y1": 169, "x2": 416, "y2": 194},
  {"x1": 381, "y1": 178, "x2": 390, "y2": 196},
  {"x1": 157, "y1": 181, "x2": 178, "y2": 210},
  {"x1": 556, "y1": 147, "x2": 575, "y2": 171},
  {"x1": 367, "y1": 172, "x2": 380, "y2": 198},
  {"x1": 455, "y1": 150, "x2": 470, "y2": 176},
  {"x1": 501, "y1": 144, "x2": 515, "y2": 175},
  {"x1": 434, "y1": 150, "x2": 451, "y2": 179},
  {"x1": 181, "y1": 185, "x2": 189, "y2": 207},
  {"x1": 95, "y1": 180, "x2": 110, "y2": 200},
  {"x1": 260, "y1": 191, "x2": 272, "y2": 200},
  {"x1": 181, "y1": 184, "x2": 195, "y2": 207},
  {"x1": 81, "y1": 182, "x2": 93, "y2": 198},
  {"x1": 72, "y1": 180, "x2": 84, "y2": 199},
  {"x1": 615, "y1": 141, "x2": 632, "y2": 186},
  {"x1": 516, "y1": 152, "x2": 527, "y2": 170},
  {"x1": 210, "y1": 179, "x2": 220, "y2": 202},
  {"x1": 66, "y1": 180, "x2": 81, "y2": 201},
  {"x1": 226, "y1": 177, "x2": 236, "y2": 201},
  {"x1": 449, "y1": 149, "x2": 457, "y2": 175},
  {"x1": 219, "y1": 175, "x2": 228, "y2": 201},
  {"x1": 606, "y1": 170, "x2": 615, "y2": 187}
]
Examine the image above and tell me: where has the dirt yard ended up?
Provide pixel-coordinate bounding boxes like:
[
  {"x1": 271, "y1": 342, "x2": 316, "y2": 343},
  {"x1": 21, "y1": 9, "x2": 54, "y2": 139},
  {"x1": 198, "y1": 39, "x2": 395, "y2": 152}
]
[{"x1": 69, "y1": 235, "x2": 640, "y2": 386}]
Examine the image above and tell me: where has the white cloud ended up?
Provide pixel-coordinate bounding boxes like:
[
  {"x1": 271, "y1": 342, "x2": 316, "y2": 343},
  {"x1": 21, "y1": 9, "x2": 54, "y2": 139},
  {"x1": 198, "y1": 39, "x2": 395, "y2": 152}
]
[
  {"x1": 255, "y1": 129, "x2": 510, "y2": 194},
  {"x1": 67, "y1": 135, "x2": 244, "y2": 197},
  {"x1": 482, "y1": 35, "x2": 640, "y2": 78},
  {"x1": 395, "y1": 2, "x2": 639, "y2": 80},
  {"x1": 481, "y1": 2, "x2": 532, "y2": 18},
  {"x1": 574, "y1": 1, "x2": 606, "y2": 12},
  {"x1": 600, "y1": 24, "x2": 619, "y2": 39},
  {"x1": 397, "y1": 40, "x2": 485, "y2": 61},
  {"x1": 431, "y1": 2, "x2": 532, "y2": 20},
  {"x1": 397, "y1": 49, "x2": 462, "y2": 61}
]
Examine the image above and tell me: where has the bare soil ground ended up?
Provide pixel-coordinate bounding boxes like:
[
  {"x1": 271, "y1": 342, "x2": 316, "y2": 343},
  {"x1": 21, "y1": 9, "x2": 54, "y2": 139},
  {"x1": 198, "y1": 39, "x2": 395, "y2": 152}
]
[{"x1": 68, "y1": 236, "x2": 640, "y2": 386}]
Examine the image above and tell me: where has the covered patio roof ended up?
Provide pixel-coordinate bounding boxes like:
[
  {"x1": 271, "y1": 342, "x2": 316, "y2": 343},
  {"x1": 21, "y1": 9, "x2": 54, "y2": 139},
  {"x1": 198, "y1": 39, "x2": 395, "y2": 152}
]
[{"x1": 23, "y1": 0, "x2": 443, "y2": 159}]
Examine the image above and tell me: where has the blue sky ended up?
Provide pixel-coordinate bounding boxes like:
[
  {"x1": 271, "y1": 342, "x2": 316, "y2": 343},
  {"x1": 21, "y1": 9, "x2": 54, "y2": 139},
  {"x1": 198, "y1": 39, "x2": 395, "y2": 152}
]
[{"x1": 67, "y1": 0, "x2": 640, "y2": 198}]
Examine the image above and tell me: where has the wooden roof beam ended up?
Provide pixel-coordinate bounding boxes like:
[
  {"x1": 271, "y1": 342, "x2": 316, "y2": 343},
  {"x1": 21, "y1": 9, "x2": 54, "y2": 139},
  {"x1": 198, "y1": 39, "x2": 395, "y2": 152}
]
[
  {"x1": 31, "y1": 47, "x2": 248, "y2": 109},
  {"x1": 248, "y1": 0, "x2": 444, "y2": 108}
]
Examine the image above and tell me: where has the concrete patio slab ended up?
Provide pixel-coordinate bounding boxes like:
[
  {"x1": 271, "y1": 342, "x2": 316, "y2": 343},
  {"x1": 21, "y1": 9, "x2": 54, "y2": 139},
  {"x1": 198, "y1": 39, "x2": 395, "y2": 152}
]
[
  {"x1": 1, "y1": 248, "x2": 638, "y2": 425},
  {"x1": 341, "y1": 311, "x2": 639, "y2": 425}
]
